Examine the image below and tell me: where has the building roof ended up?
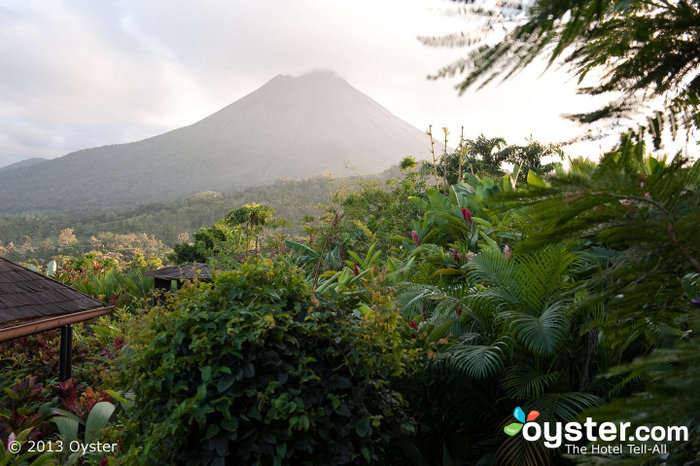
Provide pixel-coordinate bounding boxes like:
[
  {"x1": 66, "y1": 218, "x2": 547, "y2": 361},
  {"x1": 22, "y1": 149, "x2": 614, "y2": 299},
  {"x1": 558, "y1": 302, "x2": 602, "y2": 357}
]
[
  {"x1": 144, "y1": 263, "x2": 213, "y2": 281},
  {"x1": 0, "y1": 257, "x2": 113, "y2": 342}
]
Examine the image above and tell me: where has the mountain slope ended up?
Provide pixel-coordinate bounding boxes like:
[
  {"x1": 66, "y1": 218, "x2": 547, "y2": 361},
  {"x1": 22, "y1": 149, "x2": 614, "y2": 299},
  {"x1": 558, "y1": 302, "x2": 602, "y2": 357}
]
[
  {"x1": 0, "y1": 157, "x2": 47, "y2": 173},
  {"x1": 0, "y1": 71, "x2": 429, "y2": 214}
]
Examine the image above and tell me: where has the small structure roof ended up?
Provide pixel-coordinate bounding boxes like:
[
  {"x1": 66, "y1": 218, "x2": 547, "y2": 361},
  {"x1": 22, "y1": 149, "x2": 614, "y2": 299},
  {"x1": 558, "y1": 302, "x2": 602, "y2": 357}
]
[
  {"x1": 0, "y1": 257, "x2": 113, "y2": 342},
  {"x1": 144, "y1": 262, "x2": 213, "y2": 281}
]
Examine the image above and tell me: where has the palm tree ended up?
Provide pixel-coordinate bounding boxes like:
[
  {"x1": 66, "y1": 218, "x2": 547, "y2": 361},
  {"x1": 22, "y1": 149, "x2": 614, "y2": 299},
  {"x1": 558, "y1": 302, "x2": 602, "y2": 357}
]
[{"x1": 225, "y1": 203, "x2": 288, "y2": 252}]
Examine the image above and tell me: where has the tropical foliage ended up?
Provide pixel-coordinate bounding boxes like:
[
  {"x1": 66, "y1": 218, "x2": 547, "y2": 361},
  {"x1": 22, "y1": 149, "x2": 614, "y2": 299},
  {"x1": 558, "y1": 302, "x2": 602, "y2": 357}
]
[
  {"x1": 1, "y1": 1, "x2": 696, "y2": 461},
  {"x1": 2, "y1": 133, "x2": 697, "y2": 464},
  {"x1": 422, "y1": 0, "x2": 700, "y2": 146},
  {"x1": 119, "y1": 258, "x2": 415, "y2": 465}
]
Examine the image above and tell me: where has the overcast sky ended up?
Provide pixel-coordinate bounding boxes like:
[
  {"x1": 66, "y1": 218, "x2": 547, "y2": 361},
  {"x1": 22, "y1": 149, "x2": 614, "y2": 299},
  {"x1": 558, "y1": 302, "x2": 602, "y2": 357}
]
[{"x1": 0, "y1": 0, "x2": 654, "y2": 168}]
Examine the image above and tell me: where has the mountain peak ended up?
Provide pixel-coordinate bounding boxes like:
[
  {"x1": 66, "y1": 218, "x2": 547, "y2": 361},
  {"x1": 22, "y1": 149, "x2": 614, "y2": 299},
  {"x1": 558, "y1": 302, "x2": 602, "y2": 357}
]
[
  {"x1": 269, "y1": 69, "x2": 347, "y2": 85},
  {"x1": 0, "y1": 71, "x2": 429, "y2": 214},
  {"x1": 300, "y1": 69, "x2": 345, "y2": 79}
]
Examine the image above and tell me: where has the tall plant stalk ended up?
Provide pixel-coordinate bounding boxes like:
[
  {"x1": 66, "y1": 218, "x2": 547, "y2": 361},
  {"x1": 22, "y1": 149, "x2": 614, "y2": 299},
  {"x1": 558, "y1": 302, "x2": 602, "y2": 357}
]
[
  {"x1": 426, "y1": 125, "x2": 439, "y2": 191},
  {"x1": 458, "y1": 126, "x2": 464, "y2": 183},
  {"x1": 442, "y1": 127, "x2": 449, "y2": 193}
]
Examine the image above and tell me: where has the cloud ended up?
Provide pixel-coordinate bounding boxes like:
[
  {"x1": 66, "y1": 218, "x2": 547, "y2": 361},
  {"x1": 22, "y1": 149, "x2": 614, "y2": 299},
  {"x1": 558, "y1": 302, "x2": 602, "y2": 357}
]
[{"x1": 0, "y1": 0, "x2": 636, "y2": 167}]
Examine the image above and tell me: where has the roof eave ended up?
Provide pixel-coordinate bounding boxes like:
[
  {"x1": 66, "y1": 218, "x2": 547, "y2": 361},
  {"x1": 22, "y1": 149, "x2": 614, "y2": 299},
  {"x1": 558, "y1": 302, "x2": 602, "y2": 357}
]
[{"x1": 0, "y1": 306, "x2": 115, "y2": 343}]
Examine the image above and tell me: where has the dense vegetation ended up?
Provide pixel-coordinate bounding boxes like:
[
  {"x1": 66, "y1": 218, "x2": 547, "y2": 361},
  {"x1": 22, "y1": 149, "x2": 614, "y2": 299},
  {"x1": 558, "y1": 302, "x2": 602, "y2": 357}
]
[
  {"x1": 0, "y1": 175, "x2": 346, "y2": 267},
  {"x1": 1, "y1": 2, "x2": 698, "y2": 463},
  {"x1": 1, "y1": 133, "x2": 697, "y2": 465},
  {"x1": 121, "y1": 259, "x2": 414, "y2": 465}
]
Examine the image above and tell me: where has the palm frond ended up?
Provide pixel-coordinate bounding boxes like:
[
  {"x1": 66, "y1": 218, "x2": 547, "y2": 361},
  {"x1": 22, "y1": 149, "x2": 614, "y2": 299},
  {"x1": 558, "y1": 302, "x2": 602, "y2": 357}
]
[
  {"x1": 443, "y1": 341, "x2": 507, "y2": 379},
  {"x1": 502, "y1": 300, "x2": 568, "y2": 355},
  {"x1": 527, "y1": 392, "x2": 605, "y2": 422},
  {"x1": 502, "y1": 366, "x2": 565, "y2": 400}
]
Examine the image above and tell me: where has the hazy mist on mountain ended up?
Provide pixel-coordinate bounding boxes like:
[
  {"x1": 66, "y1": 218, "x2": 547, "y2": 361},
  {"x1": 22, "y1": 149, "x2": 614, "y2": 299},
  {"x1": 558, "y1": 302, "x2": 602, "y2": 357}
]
[{"x1": 0, "y1": 70, "x2": 430, "y2": 214}]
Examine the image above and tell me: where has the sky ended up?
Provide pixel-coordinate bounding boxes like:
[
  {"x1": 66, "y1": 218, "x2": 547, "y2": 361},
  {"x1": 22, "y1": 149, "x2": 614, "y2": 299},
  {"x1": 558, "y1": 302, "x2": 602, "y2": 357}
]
[{"x1": 0, "y1": 0, "x2": 683, "y2": 169}]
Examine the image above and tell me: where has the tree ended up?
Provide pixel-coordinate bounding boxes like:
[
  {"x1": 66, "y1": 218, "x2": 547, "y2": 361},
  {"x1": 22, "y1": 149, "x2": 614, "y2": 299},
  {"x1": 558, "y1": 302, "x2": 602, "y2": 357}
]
[
  {"x1": 497, "y1": 137, "x2": 564, "y2": 183},
  {"x1": 422, "y1": 0, "x2": 700, "y2": 147},
  {"x1": 225, "y1": 203, "x2": 289, "y2": 252},
  {"x1": 58, "y1": 228, "x2": 78, "y2": 247},
  {"x1": 422, "y1": 134, "x2": 506, "y2": 185},
  {"x1": 169, "y1": 221, "x2": 246, "y2": 265},
  {"x1": 463, "y1": 134, "x2": 508, "y2": 178},
  {"x1": 429, "y1": 134, "x2": 561, "y2": 185}
]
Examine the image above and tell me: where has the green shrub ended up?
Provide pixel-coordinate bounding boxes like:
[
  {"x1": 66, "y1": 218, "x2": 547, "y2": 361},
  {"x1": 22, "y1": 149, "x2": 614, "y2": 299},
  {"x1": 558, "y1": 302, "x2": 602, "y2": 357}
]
[{"x1": 121, "y1": 258, "x2": 413, "y2": 465}]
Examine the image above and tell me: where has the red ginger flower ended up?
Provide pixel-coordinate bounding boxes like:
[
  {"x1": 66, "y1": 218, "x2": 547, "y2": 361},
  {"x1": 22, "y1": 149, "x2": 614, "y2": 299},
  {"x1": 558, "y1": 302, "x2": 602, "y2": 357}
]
[
  {"x1": 408, "y1": 320, "x2": 418, "y2": 330},
  {"x1": 353, "y1": 262, "x2": 359, "y2": 276},
  {"x1": 462, "y1": 207, "x2": 472, "y2": 225},
  {"x1": 411, "y1": 230, "x2": 419, "y2": 246}
]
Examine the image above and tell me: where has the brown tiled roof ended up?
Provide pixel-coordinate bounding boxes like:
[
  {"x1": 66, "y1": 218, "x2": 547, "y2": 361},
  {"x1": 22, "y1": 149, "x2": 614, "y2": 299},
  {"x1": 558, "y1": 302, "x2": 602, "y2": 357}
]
[
  {"x1": 144, "y1": 263, "x2": 213, "y2": 281},
  {"x1": 0, "y1": 257, "x2": 113, "y2": 337}
]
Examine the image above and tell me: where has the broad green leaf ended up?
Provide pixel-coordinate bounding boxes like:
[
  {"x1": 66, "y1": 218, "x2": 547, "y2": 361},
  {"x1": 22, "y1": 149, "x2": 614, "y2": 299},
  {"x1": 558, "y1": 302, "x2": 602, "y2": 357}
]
[
  {"x1": 52, "y1": 416, "x2": 79, "y2": 445},
  {"x1": 527, "y1": 171, "x2": 548, "y2": 189},
  {"x1": 502, "y1": 175, "x2": 513, "y2": 192},
  {"x1": 408, "y1": 196, "x2": 428, "y2": 210},
  {"x1": 201, "y1": 365, "x2": 212, "y2": 382},
  {"x1": 428, "y1": 319, "x2": 456, "y2": 343},
  {"x1": 84, "y1": 401, "x2": 116, "y2": 444},
  {"x1": 284, "y1": 240, "x2": 320, "y2": 259}
]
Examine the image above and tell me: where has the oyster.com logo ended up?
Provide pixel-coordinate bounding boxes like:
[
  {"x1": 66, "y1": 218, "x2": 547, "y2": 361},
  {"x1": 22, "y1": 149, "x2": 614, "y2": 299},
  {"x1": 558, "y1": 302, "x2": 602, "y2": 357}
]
[
  {"x1": 501, "y1": 405, "x2": 688, "y2": 455},
  {"x1": 504, "y1": 406, "x2": 539, "y2": 436}
]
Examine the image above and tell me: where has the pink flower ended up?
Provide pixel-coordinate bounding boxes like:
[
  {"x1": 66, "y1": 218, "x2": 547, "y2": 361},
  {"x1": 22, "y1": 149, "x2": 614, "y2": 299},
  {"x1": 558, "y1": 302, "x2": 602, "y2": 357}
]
[
  {"x1": 411, "y1": 230, "x2": 420, "y2": 246},
  {"x1": 644, "y1": 192, "x2": 651, "y2": 199},
  {"x1": 450, "y1": 248, "x2": 461, "y2": 262},
  {"x1": 408, "y1": 320, "x2": 417, "y2": 330},
  {"x1": 462, "y1": 207, "x2": 473, "y2": 225},
  {"x1": 6, "y1": 432, "x2": 16, "y2": 453},
  {"x1": 503, "y1": 245, "x2": 511, "y2": 259}
]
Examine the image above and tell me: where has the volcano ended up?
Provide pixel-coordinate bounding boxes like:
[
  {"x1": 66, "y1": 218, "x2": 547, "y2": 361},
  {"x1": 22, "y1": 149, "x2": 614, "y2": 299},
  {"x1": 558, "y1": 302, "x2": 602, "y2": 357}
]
[{"x1": 0, "y1": 70, "x2": 430, "y2": 213}]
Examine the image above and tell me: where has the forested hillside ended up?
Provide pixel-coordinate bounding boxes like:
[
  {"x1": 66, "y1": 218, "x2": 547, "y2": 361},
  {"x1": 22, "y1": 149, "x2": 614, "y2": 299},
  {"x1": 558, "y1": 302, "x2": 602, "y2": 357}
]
[{"x1": 0, "y1": 172, "x2": 393, "y2": 265}]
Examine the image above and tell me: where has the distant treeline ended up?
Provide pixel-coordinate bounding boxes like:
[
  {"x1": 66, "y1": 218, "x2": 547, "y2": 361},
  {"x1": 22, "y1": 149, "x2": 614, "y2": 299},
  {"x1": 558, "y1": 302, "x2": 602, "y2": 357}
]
[{"x1": 0, "y1": 175, "x2": 357, "y2": 249}]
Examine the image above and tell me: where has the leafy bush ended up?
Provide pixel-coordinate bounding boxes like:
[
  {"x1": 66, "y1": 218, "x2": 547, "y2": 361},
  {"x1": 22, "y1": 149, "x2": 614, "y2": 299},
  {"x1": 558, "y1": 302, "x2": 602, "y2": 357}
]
[
  {"x1": 121, "y1": 258, "x2": 414, "y2": 465},
  {"x1": 0, "y1": 377, "x2": 50, "y2": 441},
  {"x1": 54, "y1": 256, "x2": 154, "y2": 312},
  {"x1": 168, "y1": 220, "x2": 247, "y2": 265}
]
